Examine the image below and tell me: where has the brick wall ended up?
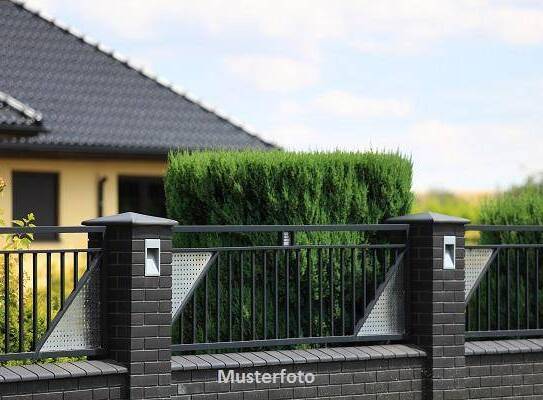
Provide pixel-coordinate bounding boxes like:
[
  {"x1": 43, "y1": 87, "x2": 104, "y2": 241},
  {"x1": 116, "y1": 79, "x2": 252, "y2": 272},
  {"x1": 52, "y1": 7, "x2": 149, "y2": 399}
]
[
  {"x1": 466, "y1": 339, "x2": 543, "y2": 399},
  {"x1": 170, "y1": 345, "x2": 426, "y2": 400},
  {"x1": 0, "y1": 360, "x2": 127, "y2": 400},
  {"x1": 85, "y1": 214, "x2": 176, "y2": 400},
  {"x1": 5, "y1": 341, "x2": 543, "y2": 399},
  {"x1": 387, "y1": 213, "x2": 468, "y2": 400}
]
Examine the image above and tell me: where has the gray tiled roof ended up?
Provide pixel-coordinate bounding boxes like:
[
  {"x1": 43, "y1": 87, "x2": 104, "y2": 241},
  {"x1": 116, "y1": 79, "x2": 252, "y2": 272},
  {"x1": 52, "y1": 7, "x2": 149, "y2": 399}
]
[{"x1": 0, "y1": 0, "x2": 274, "y2": 155}]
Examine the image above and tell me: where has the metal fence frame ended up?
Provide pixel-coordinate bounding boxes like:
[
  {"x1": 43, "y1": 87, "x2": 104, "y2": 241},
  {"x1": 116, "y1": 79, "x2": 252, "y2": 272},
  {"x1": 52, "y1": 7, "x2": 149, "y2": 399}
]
[
  {"x1": 465, "y1": 224, "x2": 543, "y2": 340},
  {"x1": 4, "y1": 220, "x2": 543, "y2": 359},
  {"x1": 0, "y1": 225, "x2": 105, "y2": 361},
  {"x1": 171, "y1": 224, "x2": 409, "y2": 352}
]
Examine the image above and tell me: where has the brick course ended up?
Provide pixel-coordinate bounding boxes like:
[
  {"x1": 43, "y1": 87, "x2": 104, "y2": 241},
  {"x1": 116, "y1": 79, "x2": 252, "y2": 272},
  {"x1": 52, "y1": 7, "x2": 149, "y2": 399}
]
[
  {"x1": 387, "y1": 213, "x2": 468, "y2": 400},
  {"x1": 172, "y1": 355, "x2": 424, "y2": 400},
  {"x1": 465, "y1": 339, "x2": 543, "y2": 400},
  {"x1": 3, "y1": 342, "x2": 543, "y2": 399},
  {"x1": 0, "y1": 360, "x2": 127, "y2": 399},
  {"x1": 85, "y1": 213, "x2": 177, "y2": 400}
]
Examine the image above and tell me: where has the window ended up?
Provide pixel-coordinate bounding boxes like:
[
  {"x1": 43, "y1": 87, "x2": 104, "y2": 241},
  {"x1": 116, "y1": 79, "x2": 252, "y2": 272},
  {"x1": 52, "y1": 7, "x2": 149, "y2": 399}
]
[
  {"x1": 12, "y1": 171, "x2": 59, "y2": 241},
  {"x1": 118, "y1": 176, "x2": 167, "y2": 217}
]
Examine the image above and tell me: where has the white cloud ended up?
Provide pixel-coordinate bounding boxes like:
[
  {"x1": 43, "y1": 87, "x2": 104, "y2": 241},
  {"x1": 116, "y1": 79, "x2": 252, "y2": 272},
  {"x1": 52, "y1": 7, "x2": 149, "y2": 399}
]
[
  {"x1": 224, "y1": 55, "x2": 319, "y2": 92},
  {"x1": 416, "y1": 121, "x2": 541, "y2": 190},
  {"x1": 484, "y1": 6, "x2": 543, "y2": 45},
  {"x1": 264, "y1": 124, "x2": 321, "y2": 150},
  {"x1": 276, "y1": 100, "x2": 305, "y2": 116},
  {"x1": 20, "y1": 0, "x2": 543, "y2": 191},
  {"x1": 264, "y1": 119, "x2": 542, "y2": 191},
  {"x1": 25, "y1": 0, "x2": 543, "y2": 53},
  {"x1": 275, "y1": 91, "x2": 412, "y2": 120},
  {"x1": 370, "y1": 120, "x2": 542, "y2": 191},
  {"x1": 313, "y1": 91, "x2": 412, "y2": 119}
]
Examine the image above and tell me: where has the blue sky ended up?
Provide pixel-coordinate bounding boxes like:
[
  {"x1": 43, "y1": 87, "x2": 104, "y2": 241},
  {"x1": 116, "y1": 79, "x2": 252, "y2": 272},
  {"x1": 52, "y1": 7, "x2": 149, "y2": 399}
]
[{"x1": 27, "y1": 0, "x2": 543, "y2": 192}]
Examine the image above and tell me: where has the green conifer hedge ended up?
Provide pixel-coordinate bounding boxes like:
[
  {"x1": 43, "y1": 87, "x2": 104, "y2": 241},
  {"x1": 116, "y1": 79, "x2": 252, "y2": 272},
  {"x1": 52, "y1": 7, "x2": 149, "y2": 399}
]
[
  {"x1": 165, "y1": 150, "x2": 413, "y2": 246},
  {"x1": 480, "y1": 181, "x2": 543, "y2": 244},
  {"x1": 165, "y1": 150, "x2": 413, "y2": 345}
]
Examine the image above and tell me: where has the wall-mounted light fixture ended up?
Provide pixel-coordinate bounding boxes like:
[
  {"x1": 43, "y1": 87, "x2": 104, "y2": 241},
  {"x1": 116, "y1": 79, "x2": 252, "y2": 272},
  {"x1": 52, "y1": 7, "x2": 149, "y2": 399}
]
[
  {"x1": 144, "y1": 239, "x2": 160, "y2": 276},
  {"x1": 443, "y1": 236, "x2": 456, "y2": 270}
]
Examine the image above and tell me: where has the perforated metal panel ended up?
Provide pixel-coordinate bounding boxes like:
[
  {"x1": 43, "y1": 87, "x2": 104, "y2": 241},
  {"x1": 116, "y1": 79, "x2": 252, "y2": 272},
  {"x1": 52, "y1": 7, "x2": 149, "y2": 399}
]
[
  {"x1": 465, "y1": 248, "x2": 493, "y2": 298},
  {"x1": 39, "y1": 262, "x2": 102, "y2": 352},
  {"x1": 357, "y1": 258, "x2": 405, "y2": 336},
  {"x1": 172, "y1": 252, "x2": 213, "y2": 317}
]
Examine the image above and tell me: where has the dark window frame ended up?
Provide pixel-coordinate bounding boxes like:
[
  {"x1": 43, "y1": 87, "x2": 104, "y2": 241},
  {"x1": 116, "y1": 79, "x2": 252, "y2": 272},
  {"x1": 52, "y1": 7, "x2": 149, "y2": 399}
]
[
  {"x1": 12, "y1": 171, "x2": 59, "y2": 241},
  {"x1": 117, "y1": 175, "x2": 167, "y2": 218}
]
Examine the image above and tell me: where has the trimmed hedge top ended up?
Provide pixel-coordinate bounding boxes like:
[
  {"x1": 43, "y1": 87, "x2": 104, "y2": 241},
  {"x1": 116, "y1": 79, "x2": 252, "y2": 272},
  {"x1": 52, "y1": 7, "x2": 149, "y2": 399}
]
[
  {"x1": 480, "y1": 181, "x2": 543, "y2": 244},
  {"x1": 165, "y1": 150, "x2": 412, "y2": 246}
]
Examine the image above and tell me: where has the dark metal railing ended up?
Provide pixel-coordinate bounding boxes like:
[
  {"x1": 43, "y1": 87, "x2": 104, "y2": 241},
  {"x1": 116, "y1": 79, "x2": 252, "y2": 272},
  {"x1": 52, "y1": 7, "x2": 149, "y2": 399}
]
[
  {"x1": 173, "y1": 224, "x2": 409, "y2": 233},
  {"x1": 0, "y1": 226, "x2": 104, "y2": 361},
  {"x1": 465, "y1": 225, "x2": 543, "y2": 339},
  {"x1": 171, "y1": 224, "x2": 407, "y2": 352}
]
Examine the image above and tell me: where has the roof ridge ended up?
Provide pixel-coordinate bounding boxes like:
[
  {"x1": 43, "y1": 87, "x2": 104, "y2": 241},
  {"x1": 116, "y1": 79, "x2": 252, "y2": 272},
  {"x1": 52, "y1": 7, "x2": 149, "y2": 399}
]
[
  {"x1": 8, "y1": 0, "x2": 276, "y2": 149},
  {"x1": 0, "y1": 90, "x2": 42, "y2": 123}
]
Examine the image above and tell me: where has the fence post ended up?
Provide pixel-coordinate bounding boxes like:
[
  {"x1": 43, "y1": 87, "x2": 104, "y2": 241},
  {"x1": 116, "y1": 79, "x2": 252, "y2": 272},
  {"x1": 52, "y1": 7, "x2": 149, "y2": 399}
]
[
  {"x1": 84, "y1": 212, "x2": 178, "y2": 400},
  {"x1": 387, "y1": 212, "x2": 469, "y2": 400}
]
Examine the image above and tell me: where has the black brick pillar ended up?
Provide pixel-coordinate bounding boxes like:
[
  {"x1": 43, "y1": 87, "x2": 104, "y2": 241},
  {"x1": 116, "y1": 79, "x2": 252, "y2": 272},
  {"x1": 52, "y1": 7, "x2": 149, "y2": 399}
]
[
  {"x1": 387, "y1": 212, "x2": 469, "y2": 400},
  {"x1": 84, "y1": 212, "x2": 178, "y2": 400}
]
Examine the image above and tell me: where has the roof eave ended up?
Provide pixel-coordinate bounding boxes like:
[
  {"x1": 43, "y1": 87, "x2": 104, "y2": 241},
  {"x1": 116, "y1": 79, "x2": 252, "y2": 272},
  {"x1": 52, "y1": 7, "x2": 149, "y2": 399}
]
[
  {"x1": 0, "y1": 141, "x2": 278, "y2": 160},
  {"x1": 0, "y1": 124, "x2": 44, "y2": 135}
]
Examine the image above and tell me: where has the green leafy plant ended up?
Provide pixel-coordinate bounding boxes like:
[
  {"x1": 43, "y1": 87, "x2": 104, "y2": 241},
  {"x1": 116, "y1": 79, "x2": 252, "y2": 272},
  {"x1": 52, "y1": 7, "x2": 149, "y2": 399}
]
[
  {"x1": 165, "y1": 150, "x2": 413, "y2": 347},
  {"x1": 0, "y1": 177, "x2": 44, "y2": 363},
  {"x1": 0, "y1": 178, "x2": 86, "y2": 365},
  {"x1": 479, "y1": 178, "x2": 543, "y2": 244},
  {"x1": 467, "y1": 177, "x2": 543, "y2": 334},
  {"x1": 166, "y1": 150, "x2": 413, "y2": 244},
  {"x1": 0, "y1": 177, "x2": 36, "y2": 242}
]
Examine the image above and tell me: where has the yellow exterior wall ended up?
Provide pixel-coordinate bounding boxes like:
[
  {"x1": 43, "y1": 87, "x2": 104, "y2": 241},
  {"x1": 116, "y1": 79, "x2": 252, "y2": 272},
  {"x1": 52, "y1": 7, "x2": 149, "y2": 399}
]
[{"x1": 0, "y1": 157, "x2": 166, "y2": 249}]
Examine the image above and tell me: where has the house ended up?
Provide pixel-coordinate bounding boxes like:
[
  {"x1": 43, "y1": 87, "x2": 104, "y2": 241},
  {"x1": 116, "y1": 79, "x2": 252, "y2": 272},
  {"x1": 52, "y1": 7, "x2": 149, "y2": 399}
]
[{"x1": 0, "y1": 0, "x2": 274, "y2": 246}]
